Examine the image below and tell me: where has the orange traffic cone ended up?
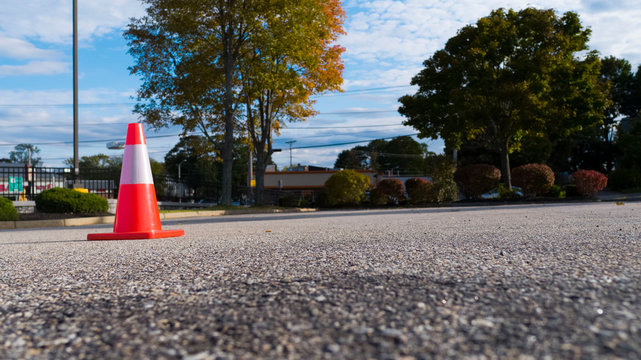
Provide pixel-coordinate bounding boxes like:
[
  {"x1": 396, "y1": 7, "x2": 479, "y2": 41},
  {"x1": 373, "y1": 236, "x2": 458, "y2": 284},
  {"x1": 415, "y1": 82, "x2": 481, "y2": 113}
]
[{"x1": 88, "y1": 123, "x2": 185, "y2": 240}]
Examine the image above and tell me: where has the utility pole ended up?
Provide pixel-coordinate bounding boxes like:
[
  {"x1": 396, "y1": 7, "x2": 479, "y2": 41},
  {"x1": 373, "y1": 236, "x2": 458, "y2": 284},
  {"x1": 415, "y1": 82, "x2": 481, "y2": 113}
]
[
  {"x1": 72, "y1": 0, "x2": 80, "y2": 187},
  {"x1": 286, "y1": 140, "x2": 296, "y2": 168}
]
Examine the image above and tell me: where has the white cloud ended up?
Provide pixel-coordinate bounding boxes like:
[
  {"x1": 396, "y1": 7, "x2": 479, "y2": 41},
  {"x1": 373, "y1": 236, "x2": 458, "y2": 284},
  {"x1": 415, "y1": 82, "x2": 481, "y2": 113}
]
[
  {"x1": 0, "y1": 0, "x2": 146, "y2": 44},
  {"x1": 0, "y1": 36, "x2": 61, "y2": 60},
  {"x1": 0, "y1": 61, "x2": 69, "y2": 77},
  {"x1": 0, "y1": 88, "x2": 134, "y2": 105}
]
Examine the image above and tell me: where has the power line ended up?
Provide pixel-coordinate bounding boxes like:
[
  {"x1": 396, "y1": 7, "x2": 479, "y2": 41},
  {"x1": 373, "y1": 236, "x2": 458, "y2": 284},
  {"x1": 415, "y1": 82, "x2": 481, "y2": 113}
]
[
  {"x1": 283, "y1": 123, "x2": 403, "y2": 130},
  {"x1": 0, "y1": 121, "x2": 133, "y2": 129},
  {"x1": 0, "y1": 103, "x2": 135, "y2": 108},
  {"x1": 290, "y1": 133, "x2": 420, "y2": 149},
  {"x1": 315, "y1": 109, "x2": 397, "y2": 115},
  {"x1": 0, "y1": 85, "x2": 415, "y2": 108},
  {"x1": 0, "y1": 119, "x2": 401, "y2": 130},
  {"x1": 0, "y1": 133, "x2": 184, "y2": 147},
  {"x1": 313, "y1": 85, "x2": 413, "y2": 97}
]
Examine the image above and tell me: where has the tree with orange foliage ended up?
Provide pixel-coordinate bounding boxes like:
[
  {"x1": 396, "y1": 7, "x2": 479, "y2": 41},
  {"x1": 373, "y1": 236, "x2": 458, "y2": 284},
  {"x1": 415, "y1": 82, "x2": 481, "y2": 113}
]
[
  {"x1": 241, "y1": 0, "x2": 345, "y2": 204},
  {"x1": 126, "y1": 0, "x2": 345, "y2": 205}
]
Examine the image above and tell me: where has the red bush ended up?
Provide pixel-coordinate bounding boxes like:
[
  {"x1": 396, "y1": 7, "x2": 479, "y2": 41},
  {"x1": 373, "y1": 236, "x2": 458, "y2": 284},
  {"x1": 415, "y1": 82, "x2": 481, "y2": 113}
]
[
  {"x1": 512, "y1": 163, "x2": 555, "y2": 197},
  {"x1": 573, "y1": 170, "x2": 608, "y2": 197},
  {"x1": 371, "y1": 179, "x2": 405, "y2": 205},
  {"x1": 405, "y1": 178, "x2": 433, "y2": 204},
  {"x1": 454, "y1": 164, "x2": 501, "y2": 199}
]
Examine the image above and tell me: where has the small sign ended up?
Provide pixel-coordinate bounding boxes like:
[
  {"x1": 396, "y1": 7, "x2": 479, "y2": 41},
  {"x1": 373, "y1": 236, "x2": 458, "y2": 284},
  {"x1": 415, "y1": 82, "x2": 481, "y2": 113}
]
[{"x1": 8, "y1": 176, "x2": 23, "y2": 192}]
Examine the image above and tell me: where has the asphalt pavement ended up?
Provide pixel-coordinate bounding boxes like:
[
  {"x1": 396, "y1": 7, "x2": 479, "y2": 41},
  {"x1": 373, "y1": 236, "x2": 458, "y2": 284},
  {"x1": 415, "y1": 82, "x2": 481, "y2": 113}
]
[{"x1": 1, "y1": 202, "x2": 640, "y2": 359}]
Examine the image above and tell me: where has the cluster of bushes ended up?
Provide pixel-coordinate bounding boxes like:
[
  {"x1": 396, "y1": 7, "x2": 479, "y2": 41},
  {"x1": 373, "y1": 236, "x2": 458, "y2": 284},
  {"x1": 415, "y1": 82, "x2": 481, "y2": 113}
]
[
  {"x1": 323, "y1": 162, "x2": 610, "y2": 208},
  {"x1": 453, "y1": 163, "x2": 607, "y2": 199},
  {"x1": 35, "y1": 188, "x2": 109, "y2": 215},
  {"x1": 323, "y1": 168, "x2": 458, "y2": 207}
]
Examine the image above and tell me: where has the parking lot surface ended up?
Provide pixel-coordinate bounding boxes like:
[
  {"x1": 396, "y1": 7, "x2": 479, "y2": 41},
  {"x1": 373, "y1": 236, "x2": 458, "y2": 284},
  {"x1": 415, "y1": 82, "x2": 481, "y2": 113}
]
[{"x1": 1, "y1": 203, "x2": 640, "y2": 359}]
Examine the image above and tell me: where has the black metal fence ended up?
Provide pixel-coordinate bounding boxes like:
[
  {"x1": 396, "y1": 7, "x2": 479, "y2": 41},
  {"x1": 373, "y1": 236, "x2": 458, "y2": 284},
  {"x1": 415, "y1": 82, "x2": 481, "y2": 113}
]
[
  {"x1": 1, "y1": 164, "x2": 313, "y2": 205},
  {"x1": 0, "y1": 165, "x2": 117, "y2": 200}
]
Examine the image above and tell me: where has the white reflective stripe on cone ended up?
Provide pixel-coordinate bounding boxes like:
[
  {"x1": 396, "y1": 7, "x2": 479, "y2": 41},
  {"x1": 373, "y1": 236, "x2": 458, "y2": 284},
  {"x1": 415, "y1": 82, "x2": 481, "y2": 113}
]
[{"x1": 120, "y1": 144, "x2": 154, "y2": 185}]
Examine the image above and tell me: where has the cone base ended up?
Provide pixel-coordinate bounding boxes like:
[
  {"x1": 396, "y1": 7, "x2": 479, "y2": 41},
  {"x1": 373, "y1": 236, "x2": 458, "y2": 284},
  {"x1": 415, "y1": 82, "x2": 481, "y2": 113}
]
[{"x1": 87, "y1": 229, "x2": 185, "y2": 241}]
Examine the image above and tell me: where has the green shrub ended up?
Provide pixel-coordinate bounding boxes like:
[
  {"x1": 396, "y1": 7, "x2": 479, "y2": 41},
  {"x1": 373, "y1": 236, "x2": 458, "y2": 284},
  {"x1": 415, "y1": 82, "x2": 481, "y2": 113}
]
[
  {"x1": 547, "y1": 184, "x2": 566, "y2": 199},
  {"x1": 498, "y1": 183, "x2": 521, "y2": 200},
  {"x1": 454, "y1": 163, "x2": 501, "y2": 199},
  {"x1": 572, "y1": 170, "x2": 608, "y2": 198},
  {"x1": 428, "y1": 179, "x2": 458, "y2": 204},
  {"x1": 607, "y1": 168, "x2": 641, "y2": 191},
  {"x1": 0, "y1": 197, "x2": 19, "y2": 221},
  {"x1": 405, "y1": 178, "x2": 433, "y2": 204},
  {"x1": 35, "y1": 188, "x2": 109, "y2": 214},
  {"x1": 324, "y1": 170, "x2": 370, "y2": 207},
  {"x1": 371, "y1": 179, "x2": 405, "y2": 205},
  {"x1": 511, "y1": 163, "x2": 555, "y2": 197}
]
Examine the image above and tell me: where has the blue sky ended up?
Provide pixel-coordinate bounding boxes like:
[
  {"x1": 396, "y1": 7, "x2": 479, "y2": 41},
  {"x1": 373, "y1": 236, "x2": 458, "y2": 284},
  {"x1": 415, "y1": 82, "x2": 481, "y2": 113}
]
[{"x1": 1, "y1": 0, "x2": 640, "y2": 169}]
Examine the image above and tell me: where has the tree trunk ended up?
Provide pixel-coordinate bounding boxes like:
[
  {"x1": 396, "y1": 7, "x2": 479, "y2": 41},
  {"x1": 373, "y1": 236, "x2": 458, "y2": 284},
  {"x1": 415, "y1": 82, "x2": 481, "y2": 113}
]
[
  {"x1": 220, "y1": 30, "x2": 235, "y2": 206},
  {"x1": 500, "y1": 144, "x2": 512, "y2": 190},
  {"x1": 254, "y1": 153, "x2": 266, "y2": 205}
]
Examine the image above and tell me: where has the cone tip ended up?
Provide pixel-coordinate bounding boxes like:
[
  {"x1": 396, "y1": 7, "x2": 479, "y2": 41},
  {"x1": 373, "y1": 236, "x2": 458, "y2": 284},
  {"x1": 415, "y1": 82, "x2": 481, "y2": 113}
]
[{"x1": 125, "y1": 123, "x2": 146, "y2": 145}]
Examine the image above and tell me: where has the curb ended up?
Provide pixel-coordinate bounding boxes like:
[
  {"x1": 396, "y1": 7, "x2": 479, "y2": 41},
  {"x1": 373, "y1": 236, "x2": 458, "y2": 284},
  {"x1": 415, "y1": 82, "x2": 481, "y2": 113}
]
[{"x1": 0, "y1": 208, "x2": 317, "y2": 230}]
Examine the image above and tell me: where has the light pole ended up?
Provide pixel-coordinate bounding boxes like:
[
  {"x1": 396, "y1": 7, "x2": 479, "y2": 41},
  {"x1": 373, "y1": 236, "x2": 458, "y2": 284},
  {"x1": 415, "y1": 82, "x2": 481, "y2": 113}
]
[
  {"x1": 286, "y1": 140, "x2": 296, "y2": 168},
  {"x1": 72, "y1": 0, "x2": 80, "y2": 187},
  {"x1": 178, "y1": 159, "x2": 185, "y2": 203}
]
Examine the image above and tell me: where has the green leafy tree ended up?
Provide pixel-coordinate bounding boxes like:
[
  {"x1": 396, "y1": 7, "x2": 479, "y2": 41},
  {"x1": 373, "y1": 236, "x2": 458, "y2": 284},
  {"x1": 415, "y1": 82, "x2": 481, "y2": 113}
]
[
  {"x1": 565, "y1": 57, "x2": 637, "y2": 172},
  {"x1": 399, "y1": 8, "x2": 609, "y2": 188},
  {"x1": 616, "y1": 116, "x2": 641, "y2": 169},
  {"x1": 333, "y1": 136, "x2": 427, "y2": 174},
  {"x1": 126, "y1": 0, "x2": 259, "y2": 205},
  {"x1": 65, "y1": 154, "x2": 122, "y2": 170},
  {"x1": 9, "y1": 144, "x2": 41, "y2": 166},
  {"x1": 377, "y1": 136, "x2": 425, "y2": 175},
  {"x1": 165, "y1": 136, "x2": 219, "y2": 200},
  {"x1": 544, "y1": 58, "x2": 640, "y2": 173},
  {"x1": 334, "y1": 146, "x2": 369, "y2": 169},
  {"x1": 164, "y1": 135, "x2": 249, "y2": 201}
]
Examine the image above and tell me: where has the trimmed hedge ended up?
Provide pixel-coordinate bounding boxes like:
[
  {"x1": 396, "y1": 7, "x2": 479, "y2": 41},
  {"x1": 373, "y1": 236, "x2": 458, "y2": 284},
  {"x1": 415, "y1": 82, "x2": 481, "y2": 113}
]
[
  {"x1": 573, "y1": 170, "x2": 608, "y2": 198},
  {"x1": 405, "y1": 178, "x2": 433, "y2": 204},
  {"x1": 512, "y1": 163, "x2": 555, "y2": 197},
  {"x1": 371, "y1": 179, "x2": 405, "y2": 205},
  {"x1": 455, "y1": 163, "x2": 501, "y2": 199},
  {"x1": 35, "y1": 188, "x2": 109, "y2": 214},
  {"x1": 0, "y1": 197, "x2": 19, "y2": 221},
  {"x1": 324, "y1": 170, "x2": 370, "y2": 206}
]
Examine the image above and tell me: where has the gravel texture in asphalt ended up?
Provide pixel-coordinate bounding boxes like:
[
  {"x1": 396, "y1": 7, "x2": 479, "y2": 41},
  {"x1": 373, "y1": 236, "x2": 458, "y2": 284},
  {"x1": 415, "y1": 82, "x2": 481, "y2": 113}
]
[{"x1": 0, "y1": 202, "x2": 640, "y2": 359}]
